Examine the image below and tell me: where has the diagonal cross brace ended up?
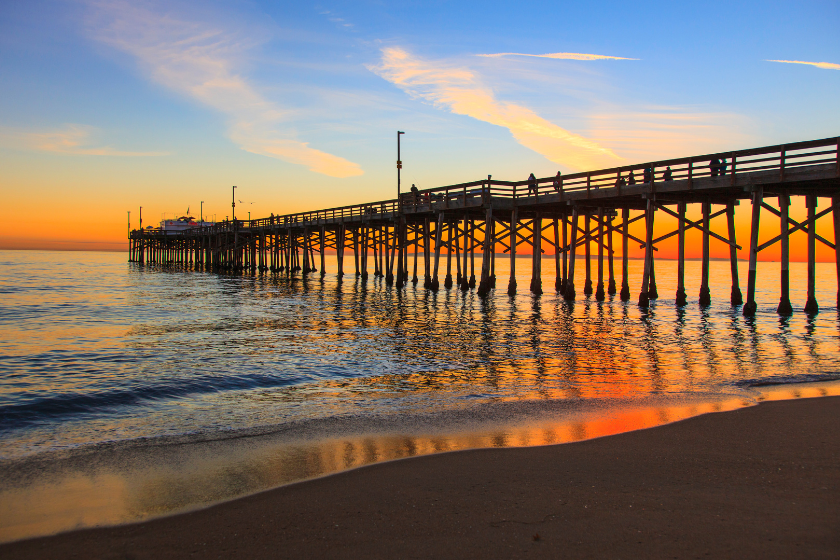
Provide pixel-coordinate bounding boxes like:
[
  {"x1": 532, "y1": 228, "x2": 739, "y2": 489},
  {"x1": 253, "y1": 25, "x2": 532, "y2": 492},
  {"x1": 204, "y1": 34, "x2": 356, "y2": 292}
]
[
  {"x1": 653, "y1": 203, "x2": 741, "y2": 250},
  {"x1": 757, "y1": 202, "x2": 836, "y2": 252}
]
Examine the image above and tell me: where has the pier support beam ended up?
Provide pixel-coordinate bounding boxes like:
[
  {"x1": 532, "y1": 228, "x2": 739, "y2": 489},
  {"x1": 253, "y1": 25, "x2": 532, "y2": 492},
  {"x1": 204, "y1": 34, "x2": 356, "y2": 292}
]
[
  {"x1": 508, "y1": 208, "x2": 518, "y2": 295},
  {"x1": 607, "y1": 213, "x2": 616, "y2": 295},
  {"x1": 561, "y1": 212, "x2": 568, "y2": 294},
  {"x1": 744, "y1": 187, "x2": 763, "y2": 316},
  {"x1": 777, "y1": 193, "x2": 792, "y2": 314},
  {"x1": 639, "y1": 199, "x2": 654, "y2": 308},
  {"x1": 595, "y1": 208, "x2": 605, "y2": 301},
  {"x1": 530, "y1": 214, "x2": 543, "y2": 295},
  {"x1": 727, "y1": 202, "x2": 743, "y2": 306},
  {"x1": 431, "y1": 213, "x2": 443, "y2": 291},
  {"x1": 553, "y1": 218, "x2": 562, "y2": 292},
  {"x1": 834, "y1": 195, "x2": 840, "y2": 308},
  {"x1": 620, "y1": 208, "x2": 631, "y2": 301},
  {"x1": 676, "y1": 202, "x2": 687, "y2": 306},
  {"x1": 699, "y1": 202, "x2": 711, "y2": 306},
  {"x1": 468, "y1": 220, "x2": 476, "y2": 289},
  {"x1": 584, "y1": 213, "x2": 593, "y2": 296},
  {"x1": 804, "y1": 194, "x2": 819, "y2": 314},
  {"x1": 564, "y1": 208, "x2": 578, "y2": 301},
  {"x1": 444, "y1": 221, "x2": 453, "y2": 289},
  {"x1": 478, "y1": 208, "x2": 494, "y2": 297}
]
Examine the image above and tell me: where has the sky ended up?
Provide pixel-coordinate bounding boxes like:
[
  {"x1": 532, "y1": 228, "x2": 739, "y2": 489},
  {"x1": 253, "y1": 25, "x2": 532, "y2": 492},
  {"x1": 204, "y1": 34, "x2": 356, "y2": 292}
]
[{"x1": 0, "y1": 0, "x2": 838, "y2": 257}]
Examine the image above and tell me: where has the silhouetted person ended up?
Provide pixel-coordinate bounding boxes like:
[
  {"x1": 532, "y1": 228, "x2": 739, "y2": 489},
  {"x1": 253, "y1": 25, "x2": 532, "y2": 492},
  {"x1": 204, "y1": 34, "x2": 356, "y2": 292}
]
[
  {"x1": 720, "y1": 158, "x2": 728, "y2": 176},
  {"x1": 615, "y1": 175, "x2": 627, "y2": 187},
  {"x1": 628, "y1": 170, "x2": 636, "y2": 185},
  {"x1": 410, "y1": 184, "x2": 419, "y2": 204},
  {"x1": 643, "y1": 167, "x2": 652, "y2": 183},
  {"x1": 528, "y1": 173, "x2": 537, "y2": 196},
  {"x1": 662, "y1": 166, "x2": 673, "y2": 181},
  {"x1": 553, "y1": 171, "x2": 563, "y2": 193},
  {"x1": 710, "y1": 158, "x2": 720, "y2": 177}
]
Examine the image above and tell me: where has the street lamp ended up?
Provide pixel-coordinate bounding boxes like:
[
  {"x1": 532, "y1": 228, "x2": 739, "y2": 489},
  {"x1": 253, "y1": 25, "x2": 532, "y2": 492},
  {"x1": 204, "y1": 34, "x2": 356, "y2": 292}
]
[
  {"x1": 200, "y1": 201, "x2": 204, "y2": 223},
  {"x1": 397, "y1": 131, "x2": 404, "y2": 201}
]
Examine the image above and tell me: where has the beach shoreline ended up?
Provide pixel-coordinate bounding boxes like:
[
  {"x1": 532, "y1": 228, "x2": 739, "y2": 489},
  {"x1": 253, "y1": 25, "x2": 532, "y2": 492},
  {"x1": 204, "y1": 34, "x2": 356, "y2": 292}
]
[{"x1": 2, "y1": 395, "x2": 838, "y2": 559}]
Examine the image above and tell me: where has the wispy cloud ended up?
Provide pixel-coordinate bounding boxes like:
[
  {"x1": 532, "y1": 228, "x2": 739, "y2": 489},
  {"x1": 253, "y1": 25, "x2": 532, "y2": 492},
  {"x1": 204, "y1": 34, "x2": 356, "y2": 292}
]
[
  {"x1": 0, "y1": 124, "x2": 168, "y2": 156},
  {"x1": 86, "y1": 1, "x2": 363, "y2": 177},
  {"x1": 368, "y1": 47, "x2": 622, "y2": 170},
  {"x1": 767, "y1": 59, "x2": 840, "y2": 70},
  {"x1": 586, "y1": 109, "x2": 754, "y2": 163},
  {"x1": 478, "y1": 52, "x2": 638, "y2": 61}
]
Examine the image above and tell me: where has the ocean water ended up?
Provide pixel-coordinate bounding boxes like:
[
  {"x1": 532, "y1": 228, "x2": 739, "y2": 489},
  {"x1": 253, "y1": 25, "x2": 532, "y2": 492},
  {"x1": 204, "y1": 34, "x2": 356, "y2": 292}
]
[{"x1": 1, "y1": 249, "x2": 840, "y2": 541}]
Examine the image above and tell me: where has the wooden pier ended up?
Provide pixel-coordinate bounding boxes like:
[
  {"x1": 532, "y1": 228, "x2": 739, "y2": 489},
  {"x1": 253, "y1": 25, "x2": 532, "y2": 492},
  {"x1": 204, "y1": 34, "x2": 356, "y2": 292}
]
[{"x1": 129, "y1": 137, "x2": 840, "y2": 315}]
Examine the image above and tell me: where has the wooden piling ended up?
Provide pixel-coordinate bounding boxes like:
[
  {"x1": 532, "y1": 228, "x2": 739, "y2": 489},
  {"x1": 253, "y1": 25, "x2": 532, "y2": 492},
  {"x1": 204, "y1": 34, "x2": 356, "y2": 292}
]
[
  {"x1": 676, "y1": 202, "x2": 687, "y2": 305},
  {"x1": 584, "y1": 213, "x2": 593, "y2": 296},
  {"x1": 508, "y1": 209, "x2": 517, "y2": 295},
  {"x1": 596, "y1": 208, "x2": 605, "y2": 301},
  {"x1": 422, "y1": 219, "x2": 431, "y2": 288},
  {"x1": 607, "y1": 213, "x2": 616, "y2": 295},
  {"x1": 444, "y1": 220, "x2": 454, "y2": 289},
  {"x1": 834, "y1": 195, "x2": 840, "y2": 308},
  {"x1": 412, "y1": 224, "x2": 419, "y2": 285},
  {"x1": 478, "y1": 208, "x2": 494, "y2": 296},
  {"x1": 699, "y1": 202, "x2": 711, "y2": 306},
  {"x1": 564, "y1": 208, "x2": 578, "y2": 301},
  {"x1": 530, "y1": 214, "x2": 543, "y2": 295},
  {"x1": 804, "y1": 194, "x2": 819, "y2": 314},
  {"x1": 639, "y1": 199, "x2": 654, "y2": 308},
  {"x1": 431, "y1": 213, "x2": 443, "y2": 290},
  {"x1": 468, "y1": 219, "x2": 476, "y2": 289},
  {"x1": 561, "y1": 212, "x2": 568, "y2": 294},
  {"x1": 743, "y1": 187, "x2": 763, "y2": 316},
  {"x1": 553, "y1": 218, "x2": 562, "y2": 292},
  {"x1": 620, "y1": 208, "x2": 630, "y2": 301}
]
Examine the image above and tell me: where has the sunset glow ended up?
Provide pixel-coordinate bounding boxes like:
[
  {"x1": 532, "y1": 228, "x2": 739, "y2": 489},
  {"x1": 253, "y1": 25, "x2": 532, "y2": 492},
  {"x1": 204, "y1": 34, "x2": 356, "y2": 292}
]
[{"x1": 1, "y1": 1, "x2": 837, "y2": 254}]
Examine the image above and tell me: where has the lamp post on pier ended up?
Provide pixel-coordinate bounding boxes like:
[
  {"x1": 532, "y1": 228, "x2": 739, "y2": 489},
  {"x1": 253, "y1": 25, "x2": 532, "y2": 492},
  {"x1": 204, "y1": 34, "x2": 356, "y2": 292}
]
[
  {"x1": 200, "y1": 201, "x2": 204, "y2": 223},
  {"x1": 397, "y1": 131, "x2": 404, "y2": 202}
]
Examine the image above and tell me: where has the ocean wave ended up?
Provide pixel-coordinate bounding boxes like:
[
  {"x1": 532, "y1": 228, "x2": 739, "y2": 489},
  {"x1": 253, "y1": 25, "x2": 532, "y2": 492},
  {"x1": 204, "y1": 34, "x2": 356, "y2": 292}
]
[
  {"x1": 732, "y1": 373, "x2": 840, "y2": 388},
  {"x1": 0, "y1": 371, "x2": 308, "y2": 430}
]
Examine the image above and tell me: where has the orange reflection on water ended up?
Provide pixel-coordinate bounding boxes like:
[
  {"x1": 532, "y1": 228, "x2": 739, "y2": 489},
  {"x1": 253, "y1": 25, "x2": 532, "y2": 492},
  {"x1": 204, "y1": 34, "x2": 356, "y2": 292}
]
[
  {"x1": 0, "y1": 394, "x2": 761, "y2": 544},
  {"x1": 4, "y1": 382, "x2": 839, "y2": 544}
]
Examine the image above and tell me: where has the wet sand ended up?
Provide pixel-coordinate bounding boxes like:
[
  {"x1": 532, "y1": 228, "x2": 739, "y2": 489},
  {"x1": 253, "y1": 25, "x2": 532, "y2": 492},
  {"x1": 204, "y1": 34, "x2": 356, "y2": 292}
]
[{"x1": 3, "y1": 396, "x2": 838, "y2": 559}]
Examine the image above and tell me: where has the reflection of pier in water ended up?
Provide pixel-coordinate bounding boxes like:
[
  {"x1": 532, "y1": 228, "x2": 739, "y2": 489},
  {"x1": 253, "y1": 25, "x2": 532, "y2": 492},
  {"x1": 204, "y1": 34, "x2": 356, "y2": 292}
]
[{"x1": 130, "y1": 137, "x2": 840, "y2": 315}]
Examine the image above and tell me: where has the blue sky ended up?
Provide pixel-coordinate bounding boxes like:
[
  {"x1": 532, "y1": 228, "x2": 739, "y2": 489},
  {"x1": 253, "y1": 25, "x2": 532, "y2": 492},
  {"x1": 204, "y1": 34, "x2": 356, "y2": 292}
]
[{"x1": 0, "y1": 0, "x2": 838, "y2": 246}]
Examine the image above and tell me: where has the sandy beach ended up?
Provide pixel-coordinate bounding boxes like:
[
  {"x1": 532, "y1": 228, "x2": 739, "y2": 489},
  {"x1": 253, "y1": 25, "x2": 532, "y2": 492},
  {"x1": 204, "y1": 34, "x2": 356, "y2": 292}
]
[{"x1": 3, "y1": 395, "x2": 838, "y2": 559}]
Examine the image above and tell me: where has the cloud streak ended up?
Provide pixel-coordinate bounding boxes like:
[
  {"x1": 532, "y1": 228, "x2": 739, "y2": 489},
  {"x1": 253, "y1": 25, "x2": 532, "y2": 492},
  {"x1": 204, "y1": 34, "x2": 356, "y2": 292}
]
[
  {"x1": 0, "y1": 124, "x2": 168, "y2": 156},
  {"x1": 369, "y1": 47, "x2": 622, "y2": 170},
  {"x1": 767, "y1": 59, "x2": 840, "y2": 70},
  {"x1": 478, "y1": 52, "x2": 638, "y2": 61},
  {"x1": 86, "y1": 1, "x2": 362, "y2": 177}
]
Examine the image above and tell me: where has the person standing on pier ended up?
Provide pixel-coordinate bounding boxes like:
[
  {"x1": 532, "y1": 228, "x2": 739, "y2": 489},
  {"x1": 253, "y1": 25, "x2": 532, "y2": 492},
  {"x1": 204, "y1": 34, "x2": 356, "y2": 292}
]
[
  {"x1": 662, "y1": 167, "x2": 673, "y2": 181},
  {"x1": 528, "y1": 173, "x2": 537, "y2": 196},
  {"x1": 628, "y1": 170, "x2": 636, "y2": 185},
  {"x1": 710, "y1": 158, "x2": 720, "y2": 177},
  {"x1": 553, "y1": 171, "x2": 563, "y2": 193},
  {"x1": 643, "y1": 167, "x2": 652, "y2": 183},
  {"x1": 720, "y1": 158, "x2": 728, "y2": 176}
]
